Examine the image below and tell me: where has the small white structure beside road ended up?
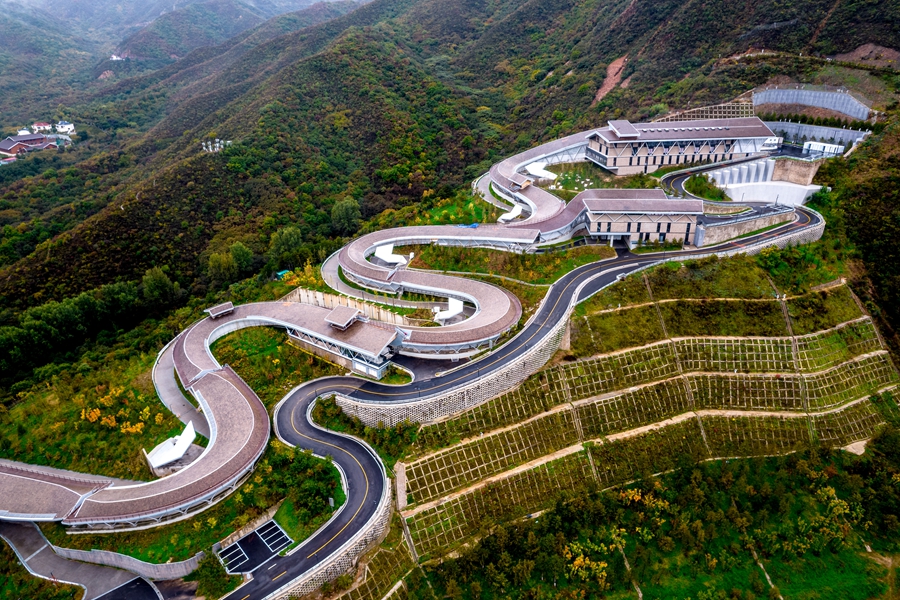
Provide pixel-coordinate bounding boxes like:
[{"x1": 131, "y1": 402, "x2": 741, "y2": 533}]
[
  {"x1": 524, "y1": 161, "x2": 557, "y2": 180},
  {"x1": 434, "y1": 298, "x2": 464, "y2": 324},
  {"x1": 374, "y1": 244, "x2": 409, "y2": 266},
  {"x1": 145, "y1": 421, "x2": 197, "y2": 469}
]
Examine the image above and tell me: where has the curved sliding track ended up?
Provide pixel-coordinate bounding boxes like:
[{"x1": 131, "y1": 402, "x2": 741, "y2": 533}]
[{"x1": 0, "y1": 128, "x2": 824, "y2": 599}]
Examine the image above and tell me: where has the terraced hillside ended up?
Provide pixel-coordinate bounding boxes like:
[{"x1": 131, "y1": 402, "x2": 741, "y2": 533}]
[
  {"x1": 328, "y1": 256, "x2": 900, "y2": 600},
  {"x1": 401, "y1": 301, "x2": 894, "y2": 554}
]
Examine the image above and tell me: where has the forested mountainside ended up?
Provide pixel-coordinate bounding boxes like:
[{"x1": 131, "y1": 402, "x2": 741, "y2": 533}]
[
  {"x1": 1, "y1": 0, "x2": 899, "y2": 384},
  {"x1": 0, "y1": 3, "x2": 102, "y2": 121},
  {"x1": 0, "y1": 0, "x2": 345, "y2": 121},
  {"x1": 116, "y1": 0, "x2": 361, "y2": 61},
  {"x1": 20, "y1": 0, "x2": 320, "y2": 34},
  {"x1": 117, "y1": 0, "x2": 272, "y2": 61}
]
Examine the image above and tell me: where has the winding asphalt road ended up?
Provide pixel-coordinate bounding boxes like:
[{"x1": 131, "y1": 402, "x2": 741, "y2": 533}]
[{"x1": 229, "y1": 202, "x2": 820, "y2": 599}]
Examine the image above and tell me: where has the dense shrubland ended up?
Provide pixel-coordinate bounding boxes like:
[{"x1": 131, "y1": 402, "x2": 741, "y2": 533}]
[{"x1": 404, "y1": 427, "x2": 900, "y2": 599}]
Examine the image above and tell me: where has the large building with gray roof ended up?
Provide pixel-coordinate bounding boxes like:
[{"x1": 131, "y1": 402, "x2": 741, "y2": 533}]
[{"x1": 586, "y1": 117, "x2": 779, "y2": 175}]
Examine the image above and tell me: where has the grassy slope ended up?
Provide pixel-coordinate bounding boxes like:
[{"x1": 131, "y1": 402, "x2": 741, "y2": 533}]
[
  {"x1": 0, "y1": 542, "x2": 80, "y2": 600},
  {"x1": 210, "y1": 326, "x2": 344, "y2": 409},
  {"x1": 409, "y1": 244, "x2": 616, "y2": 285},
  {"x1": 0, "y1": 350, "x2": 184, "y2": 480},
  {"x1": 570, "y1": 257, "x2": 862, "y2": 358}
]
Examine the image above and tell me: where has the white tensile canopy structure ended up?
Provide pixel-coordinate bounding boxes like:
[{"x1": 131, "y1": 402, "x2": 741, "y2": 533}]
[{"x1": 146, "y1": 421, "x2": 197, "y2": 469}]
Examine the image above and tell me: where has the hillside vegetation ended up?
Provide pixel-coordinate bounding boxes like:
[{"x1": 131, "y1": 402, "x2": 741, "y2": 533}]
[
  {"x1": 118, "y1": 0, "x2": 270, "y2": 60},
  {"x1": 1, "y1": 0, "x2": 898, "y2": 315}
]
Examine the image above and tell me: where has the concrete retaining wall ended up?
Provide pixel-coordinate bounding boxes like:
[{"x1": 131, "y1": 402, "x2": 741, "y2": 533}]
[
  {"x1": 764, "y1": 121, "x2": 870, "y2": 146},
  {"x1": 754, "y1": 89, "x2": 870, "y2": 121},
  {"x1": 710, "y1": 158, "x2": 776, "y2": 186},
  {"x1": 51, "y1": 545, "x2": 204, "y2": 580},
  {"x1": 723, "y1": 181, "x2": 820, "y2": 205},
  {"x1": 772, "y1": 158, "x2": 825, "y2": 185},
  {"x1": 698, "y1": 211, "x2": 794, "y2": 247},
  {"x1": 707, "y1": 158, "x2": 821, "y2": 205},
  {"x1": 334, "y1": 311, "x2": 569, "y2": 427}
]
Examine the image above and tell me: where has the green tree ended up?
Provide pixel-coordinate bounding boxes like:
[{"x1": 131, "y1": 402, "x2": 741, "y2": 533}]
[
  {"x1": 230, "y1": 241, "x2": 254, "y2": 276},
  {"x1": 208, "y1": 252, "x2": 238, "y2": 285},
  {"x1": 142, "y1": 267, "x2": 176, "y2": 306},
  {"x1": 269, "y1": 226, "x2": 305, "y2": 270},
  {"x1": 331, "y1": 196, "x2": 361, "y2": 236},
  {"x1": 185, "y1": 554, "x2": 240, "y2": 598}
]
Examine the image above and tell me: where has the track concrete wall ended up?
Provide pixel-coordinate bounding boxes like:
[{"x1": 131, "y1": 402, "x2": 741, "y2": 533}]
[
  {"x1": 50, "y1": 546, "x2": 204, "y2": 580},
  {"x1": 697, "y1": 211, "x2": 794, "y2": 247},
  {"x1": 765, "y1": 121, "x2": 870, "y2": 146},
  {"x1": 754, "y1": 89, "x2": 870, "y2": 120},
  {"x1": 281, "y1": 287, "x2": 415, "y2": 327}
]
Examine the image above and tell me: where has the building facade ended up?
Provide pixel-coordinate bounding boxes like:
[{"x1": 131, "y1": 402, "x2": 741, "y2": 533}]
[
  {"x1": 0, "y1": 133, "x2": 57, "y2": 157},
  {"x1": 586, "y1": 117, "x2": 778, "y2": 175},
  {"x1": 581, "y1": 190, "x2": 703, "y2": 247}
]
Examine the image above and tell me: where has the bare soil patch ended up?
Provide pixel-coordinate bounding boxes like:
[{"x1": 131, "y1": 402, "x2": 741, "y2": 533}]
[
  {"x1": 834, "y1": 44, "x2": 900, "y2": 70},
  {"x1": 593, "y1": 56, "x2": 628, "y2": 106}
]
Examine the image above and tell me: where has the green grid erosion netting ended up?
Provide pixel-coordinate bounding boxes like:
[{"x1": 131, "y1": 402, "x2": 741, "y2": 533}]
[
  {"x1": 575, "y1": 378, "x2": 692, "y2": 439},
  {"x1": 796, "y1": 318, "x2": 882, "y2": 371},
  {"x1": 676, "y1": 336, "x2": 795, "y2": 373},
  {"x1": 701, "y1": 414, "x2": 811, "y2": 456},
  {"x1": 407, "y1": 452, "x2": 594, "y2": 556},
  {"x1": 804, "y1": 353, "x2": 898, "y2": 410},
  {"x1": 417, "y1": 317, "x2": 891, "y2": 455},
  {"x1": 405, "y1": 410, "x2": 580, "y2": 506},
  {"x1": 337, "y1": 538, "x2": 414, "y2": 600},
  {"x1": 406, "y1": 398, "x2": 890, "y2": 557},
  {"x1": 812, "y1": 399, "x2": 886, "y2": 447},
  {"x1": 590, "y1": 419, "x2": 710, "y2": 486},
  {"x1": 689, "y1": 373, "x2": 804, "y2": 411}
]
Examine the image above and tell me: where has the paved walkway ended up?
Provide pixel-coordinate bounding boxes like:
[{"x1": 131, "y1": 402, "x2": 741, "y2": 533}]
[
  {"x1": 0, "y1": 521, "x2": 141, "y2": 600},
  {"x1": 153, "y1": 341, "x2": 211, "y2": 438}
]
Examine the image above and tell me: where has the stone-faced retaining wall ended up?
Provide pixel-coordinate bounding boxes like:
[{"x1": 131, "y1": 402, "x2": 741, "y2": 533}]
[
  {"x1": 772, "y1": 157, "x2": 825, "y2": 185},
  {"x1": 262, "y1": 477, "x2": 392, "y2": 599}
]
